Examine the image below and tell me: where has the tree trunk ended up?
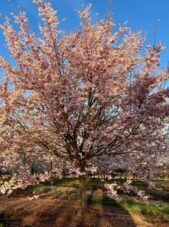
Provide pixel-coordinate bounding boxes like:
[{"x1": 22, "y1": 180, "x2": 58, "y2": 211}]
[
  {"x1": 50, "y1": 160, "x2": 53, "y2": 172},
  {"x1": 79, "y1": 174, "x2": 88, "y2": 214}
]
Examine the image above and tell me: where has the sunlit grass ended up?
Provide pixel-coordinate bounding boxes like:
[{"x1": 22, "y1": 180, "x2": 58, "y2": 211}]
[{"x1": 121, "y1": 199, "x2": 169, "y2": 220}]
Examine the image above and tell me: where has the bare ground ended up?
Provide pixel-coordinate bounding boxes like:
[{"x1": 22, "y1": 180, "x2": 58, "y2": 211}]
[{"x1": 0, "y1": 194, "x2": 168, "y2": 227}]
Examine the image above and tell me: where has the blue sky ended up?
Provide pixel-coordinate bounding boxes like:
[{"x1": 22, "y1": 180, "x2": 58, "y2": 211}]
[{"x1": 0, "y1": 0, "x2": 169, "y2": 68}]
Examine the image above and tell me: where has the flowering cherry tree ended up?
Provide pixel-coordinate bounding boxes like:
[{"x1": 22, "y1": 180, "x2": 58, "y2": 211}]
[
  {"x1": 0, "y1": 0, "x2": 169, "y2": 208},
  {"x1": 94, "y1": 129, "x2": 168, "y2": 180}
]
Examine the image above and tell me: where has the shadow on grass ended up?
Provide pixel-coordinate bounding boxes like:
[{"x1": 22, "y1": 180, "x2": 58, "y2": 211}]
[{"x1": 85, "y1": 188, "x2": 136, "y2": 227}]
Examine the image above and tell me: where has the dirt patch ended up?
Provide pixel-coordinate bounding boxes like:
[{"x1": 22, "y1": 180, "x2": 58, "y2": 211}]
[{"x1": 0, "y1": 195, "x2": 167, "y2": 227}]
